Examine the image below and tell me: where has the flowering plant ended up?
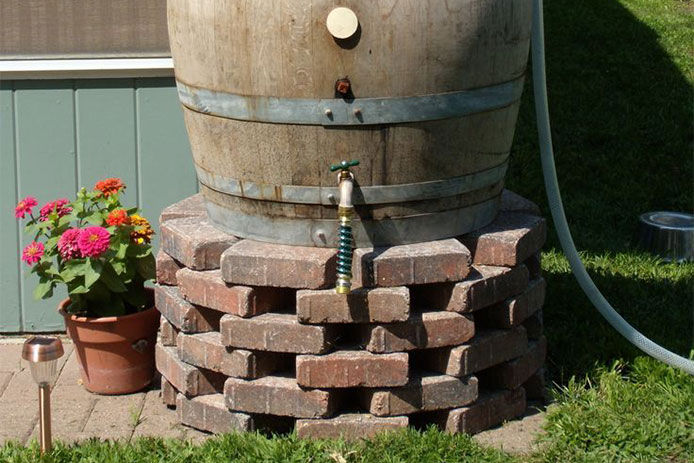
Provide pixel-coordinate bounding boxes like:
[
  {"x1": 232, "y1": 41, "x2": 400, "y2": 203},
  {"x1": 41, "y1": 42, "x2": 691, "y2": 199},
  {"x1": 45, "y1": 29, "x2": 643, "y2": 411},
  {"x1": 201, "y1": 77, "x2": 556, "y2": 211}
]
[{"x1": 15, "y1": 178, "x2": 156, "y2": 317}]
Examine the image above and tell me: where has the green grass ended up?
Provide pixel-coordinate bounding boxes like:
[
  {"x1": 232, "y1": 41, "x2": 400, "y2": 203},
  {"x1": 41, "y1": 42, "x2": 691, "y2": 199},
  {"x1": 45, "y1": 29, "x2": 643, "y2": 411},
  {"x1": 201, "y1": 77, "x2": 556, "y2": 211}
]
[{"x1": 1, "y1": 0, "x2": 692, "y2": 462}]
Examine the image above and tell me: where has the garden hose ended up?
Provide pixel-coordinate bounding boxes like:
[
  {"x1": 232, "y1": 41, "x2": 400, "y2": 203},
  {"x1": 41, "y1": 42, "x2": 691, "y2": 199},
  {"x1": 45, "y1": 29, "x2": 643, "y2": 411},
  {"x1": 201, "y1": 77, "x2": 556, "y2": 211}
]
[
  {"x1": 531, "y1": 0, "x2": 694, "y2": 375},
  {"x1": 330, "y1": 160, "x2": 359, "y2": 294}
]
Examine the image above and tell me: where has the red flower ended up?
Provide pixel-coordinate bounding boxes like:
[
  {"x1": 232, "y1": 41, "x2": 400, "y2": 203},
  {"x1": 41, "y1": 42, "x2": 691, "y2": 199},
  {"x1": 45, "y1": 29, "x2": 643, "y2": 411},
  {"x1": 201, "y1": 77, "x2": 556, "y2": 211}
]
[
  {"x1": 39, "y1": 199, "x2": 72, "y2": 222},
  {"x1": 95, "y1": 178, "x2": 125, "y2": 197},
  {"x1": 15, "y1": 196, "x2": 38, "y2": 219},
  {"x1": 22, "y1": 242, "x2": 44, "y2": 266},
  {"x1": 106, "y1": 209, "x2": 130, "y2": 227},
  {"x1": 57, "y1": 228, "x2": 82, "y2": 260}
]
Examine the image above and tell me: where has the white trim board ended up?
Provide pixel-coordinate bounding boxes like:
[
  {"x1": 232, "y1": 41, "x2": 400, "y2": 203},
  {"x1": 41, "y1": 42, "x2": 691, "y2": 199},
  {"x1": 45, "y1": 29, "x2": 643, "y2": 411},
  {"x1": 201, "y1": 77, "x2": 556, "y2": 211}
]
[{"x1": 0, "y1": 58, "x2": 174, "y2": 80}]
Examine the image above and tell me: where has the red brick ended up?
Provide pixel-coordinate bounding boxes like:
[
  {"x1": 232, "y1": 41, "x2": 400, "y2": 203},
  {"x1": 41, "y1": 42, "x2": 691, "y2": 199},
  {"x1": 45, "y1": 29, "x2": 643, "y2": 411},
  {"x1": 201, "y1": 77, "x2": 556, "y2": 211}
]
[
  {"x1": 155, "y1": 285, "x2": 221, "y2": 333},
  {"x1": 159, "y1": 316, "x2": 179, "y2": 347},
  {"x1": 220, "y1": 313, "x2": 336, "y2": 354},
  {"x1": 479, "y1": 337, "x2": 547, "y2": 390},
  {"x1": 522, "y1": 368, "x2": 547, "y2": 401},
  {"x1": 159, "y1": 194, "x2": 206, "y2": 224},
  {"x1": 177, "y1": 332, "x2": 285, "y2": 379},
  {"x1": 296, "y1": 414, "x2": 408, "y2": 440},
  {"x1": 360, "y1": 312, "x2": 475, "y2": 353},
  {"x1": 410, "y1": 265, "x2": 529, "y2": 313},
  {"x1": 361, "y1": 374, "x2": 478, "y2": 416},
  {"x1": 296, "y1": 287, "x2": 410, "y2": 324},
  {"x1": 524, "y1": 252, "x2": 543, "y2": 279},
  {"x1": 500, "y1": 190, "x2": 542, "y2": 216},
  {"x1": 156, "y1": 250, "x2": 182, "y2": 286},
  {"x1": 224, "y1": 375, "x2": 337, "y2": 418},
  {"x1": 439, "y1": 388, "x2": 526, "y2": 435},
  {"x1": 177, "y1": 268, "x2": 291, "y2": 318},
  {"x1": 177, "y1": 393, "x2": 254, "y2": 433},
  {"x1": 353, "y1": 239, "x2": 471, "y2": 288},
  {"x1": 221, "y1": 240, "x2": 336, "y2": 289},
  {"x1": 477, "y1": 278, "x2": 546, "y2": 328},
  {"x1": 161, "y1": 377, "x2": 178, "y2": 407},
  {"x1": 161, "y1": 217, "x2": 238, "y2": 270},
  {"x1": 296, "y1": 351, "x2": 409, "y2": 388},
  {"x1": 416, "y1": 327, "x2": 528, "y2": 377},
  {"x1": 459, "y1": 212, "x2": 546, "y2": 267},
  {"x1": 155, "y1": 344, "x2": 225, "y2": 396},
  {"x1": 523, "y1": 310, "x2": 543, "y2": 340}
]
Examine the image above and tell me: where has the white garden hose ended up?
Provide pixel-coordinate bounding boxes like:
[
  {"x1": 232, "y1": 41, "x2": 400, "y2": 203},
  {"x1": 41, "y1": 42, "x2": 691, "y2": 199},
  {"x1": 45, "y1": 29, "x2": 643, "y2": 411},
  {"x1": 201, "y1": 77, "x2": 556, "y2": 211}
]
[{"x1": 531, "y1": 0, "x2": 694, "y2": 375}]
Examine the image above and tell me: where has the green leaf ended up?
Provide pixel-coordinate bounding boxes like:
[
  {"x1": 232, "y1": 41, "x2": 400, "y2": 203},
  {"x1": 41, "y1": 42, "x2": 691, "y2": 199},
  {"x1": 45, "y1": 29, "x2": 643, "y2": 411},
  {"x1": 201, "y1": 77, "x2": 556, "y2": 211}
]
[
  {"x1": 85, "y1": 212, "x2": 104, "y2": 226},
  {"x1": 136, "y1": 253, "x2": 156, "y2": 281},
  {"x1": 33, "y1": 281, "x2": 54, "y2": 300},
  {"x1": 45, "y1": 236, "x2": 59, "y2": 253},
  {"x1": 84, "y1": 258, "x2": 103, "y2": 288},
  {"x1": 100, "y1": 263, "x2": 127, "y2": 293},
  {"x1": 116, "y1": 243, "x2": 129, "y2": 260},
  {"x1": 121, "y1": 285, "x2": 148, "y2": 309},
  {"x1": 58, "y1": 213, "x2": 75, "y2": 228},
  {"x1": 69, "y1": 285, "x2": 89, "y2": 294}
]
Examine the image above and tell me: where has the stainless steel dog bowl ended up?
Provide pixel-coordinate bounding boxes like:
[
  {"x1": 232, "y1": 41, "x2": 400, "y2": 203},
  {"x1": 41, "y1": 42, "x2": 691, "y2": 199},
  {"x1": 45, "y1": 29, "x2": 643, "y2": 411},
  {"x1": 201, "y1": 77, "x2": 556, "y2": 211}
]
[{"x1": 637, "y1": 211, "x2": 694, "y2": 262}]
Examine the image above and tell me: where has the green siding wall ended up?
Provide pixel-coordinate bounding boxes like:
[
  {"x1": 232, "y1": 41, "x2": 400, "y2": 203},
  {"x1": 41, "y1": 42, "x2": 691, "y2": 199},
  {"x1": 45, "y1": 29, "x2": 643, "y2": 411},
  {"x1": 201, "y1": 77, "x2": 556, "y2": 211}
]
[{"x1": 0, "y1": 78, "x2": 197, "y2": 332}]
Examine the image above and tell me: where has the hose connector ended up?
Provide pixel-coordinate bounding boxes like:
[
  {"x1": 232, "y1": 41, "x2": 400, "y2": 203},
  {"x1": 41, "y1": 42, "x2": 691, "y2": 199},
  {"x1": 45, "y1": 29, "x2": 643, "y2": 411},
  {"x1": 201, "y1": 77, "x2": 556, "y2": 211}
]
[{"x1": 330, "y1": 160, "x2": 359, "y2": 294}]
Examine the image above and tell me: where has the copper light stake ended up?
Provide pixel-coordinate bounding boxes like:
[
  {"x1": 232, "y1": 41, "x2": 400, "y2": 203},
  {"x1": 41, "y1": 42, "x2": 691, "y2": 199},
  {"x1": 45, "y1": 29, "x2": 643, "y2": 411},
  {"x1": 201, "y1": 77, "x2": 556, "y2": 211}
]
[{"x1": 22, "y1": 336, "x2": 64, "y2": 455}]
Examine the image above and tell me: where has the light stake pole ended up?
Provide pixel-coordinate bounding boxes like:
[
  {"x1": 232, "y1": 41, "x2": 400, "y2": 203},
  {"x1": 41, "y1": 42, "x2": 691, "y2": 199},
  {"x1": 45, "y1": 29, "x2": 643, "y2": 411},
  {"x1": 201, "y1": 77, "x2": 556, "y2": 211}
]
[{"x1": 22, "y1": 336, "x2": 64, "y2": 455}]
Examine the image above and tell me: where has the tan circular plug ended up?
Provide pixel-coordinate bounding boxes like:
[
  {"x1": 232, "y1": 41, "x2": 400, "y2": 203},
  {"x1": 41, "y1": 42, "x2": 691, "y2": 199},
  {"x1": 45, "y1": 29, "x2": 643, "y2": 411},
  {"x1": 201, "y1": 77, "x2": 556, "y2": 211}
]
[{"x1": 326, "y1": 7, "x2": 359, "y2": 40}]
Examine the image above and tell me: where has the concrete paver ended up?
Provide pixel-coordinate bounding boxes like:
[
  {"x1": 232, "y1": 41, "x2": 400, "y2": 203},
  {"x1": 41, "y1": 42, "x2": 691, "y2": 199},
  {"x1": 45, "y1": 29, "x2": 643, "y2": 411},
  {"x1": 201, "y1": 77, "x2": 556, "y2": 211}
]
[{"x1": 0, "y1": 337, "x2": 544, "y2": 453}]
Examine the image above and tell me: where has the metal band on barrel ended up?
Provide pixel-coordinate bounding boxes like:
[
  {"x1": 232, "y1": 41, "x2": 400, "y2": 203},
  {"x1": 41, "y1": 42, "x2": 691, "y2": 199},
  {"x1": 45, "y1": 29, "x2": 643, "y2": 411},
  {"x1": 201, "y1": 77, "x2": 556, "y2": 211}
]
[
  {"x1": 196, "y1": 162, "x2": 507, "y2": 206},
  {"x1": 203, "y1": 197, "x2": 500, "y2": 248},
  {"x1": 176, "y1": 76, "x2": 525, "y2": 126}
]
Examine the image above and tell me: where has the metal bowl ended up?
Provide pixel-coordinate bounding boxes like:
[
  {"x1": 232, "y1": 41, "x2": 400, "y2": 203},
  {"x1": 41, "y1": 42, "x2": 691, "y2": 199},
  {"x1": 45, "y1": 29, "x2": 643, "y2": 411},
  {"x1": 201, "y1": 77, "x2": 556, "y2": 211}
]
[{"x1": 637, "y1": 211, "x2": 694, "y2": 262}]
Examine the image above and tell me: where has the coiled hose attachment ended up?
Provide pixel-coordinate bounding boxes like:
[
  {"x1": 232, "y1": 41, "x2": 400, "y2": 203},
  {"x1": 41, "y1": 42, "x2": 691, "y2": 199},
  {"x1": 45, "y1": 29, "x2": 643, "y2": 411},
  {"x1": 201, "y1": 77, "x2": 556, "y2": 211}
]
[{"x1": 330, "y1": 160, "x2": 359, "y2": 294}]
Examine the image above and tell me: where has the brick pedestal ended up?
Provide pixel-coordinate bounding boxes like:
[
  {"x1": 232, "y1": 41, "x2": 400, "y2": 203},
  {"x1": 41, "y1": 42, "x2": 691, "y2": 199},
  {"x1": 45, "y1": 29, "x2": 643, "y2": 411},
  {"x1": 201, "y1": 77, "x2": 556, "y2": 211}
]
[{"x1": 155, "y1": 191, "x2": 547, "y2": 439}]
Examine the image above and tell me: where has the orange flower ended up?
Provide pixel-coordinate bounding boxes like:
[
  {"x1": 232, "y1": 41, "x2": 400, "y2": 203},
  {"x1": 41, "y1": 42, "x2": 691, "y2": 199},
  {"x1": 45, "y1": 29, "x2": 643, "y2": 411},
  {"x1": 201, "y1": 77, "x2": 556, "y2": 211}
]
[
  {"x1": 106, "y1": 209, "x2": 130, "y2": 227},
  {"x1": 129, "y1": 214, "x2": 154, "y2": 244},
  {"x1": 95, "y1": 178, "x2": 125, "y2": 197}
]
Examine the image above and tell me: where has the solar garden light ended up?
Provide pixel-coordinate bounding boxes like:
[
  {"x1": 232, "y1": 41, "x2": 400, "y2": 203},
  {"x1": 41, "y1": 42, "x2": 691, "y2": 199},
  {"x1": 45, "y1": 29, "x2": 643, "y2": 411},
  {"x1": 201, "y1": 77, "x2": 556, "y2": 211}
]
[{"x1": 22, "y1": 336, "x2": 64, "y2": 454}]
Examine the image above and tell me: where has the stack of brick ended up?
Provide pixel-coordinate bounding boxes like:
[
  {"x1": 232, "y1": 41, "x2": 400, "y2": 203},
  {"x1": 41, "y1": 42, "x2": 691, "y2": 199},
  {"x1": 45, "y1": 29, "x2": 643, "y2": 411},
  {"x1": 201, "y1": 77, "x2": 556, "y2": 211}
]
[{"x1": 154, "y1": 190, "x2": 548, "y2": 439}]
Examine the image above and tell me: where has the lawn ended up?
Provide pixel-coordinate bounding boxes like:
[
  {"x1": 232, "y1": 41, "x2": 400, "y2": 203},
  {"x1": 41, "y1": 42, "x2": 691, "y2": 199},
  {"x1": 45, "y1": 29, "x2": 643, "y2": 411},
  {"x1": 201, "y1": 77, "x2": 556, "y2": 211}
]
[{"x1": 1, "y1": 0, "x2": 692, "y2": 462}]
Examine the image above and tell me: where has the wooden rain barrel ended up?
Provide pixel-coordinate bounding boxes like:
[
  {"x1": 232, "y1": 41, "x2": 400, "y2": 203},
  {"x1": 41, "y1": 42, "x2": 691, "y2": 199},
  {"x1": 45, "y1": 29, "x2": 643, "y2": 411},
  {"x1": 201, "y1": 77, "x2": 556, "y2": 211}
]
[{"x1": 167, "y1": 0, "x2": 533, "y2": 247}]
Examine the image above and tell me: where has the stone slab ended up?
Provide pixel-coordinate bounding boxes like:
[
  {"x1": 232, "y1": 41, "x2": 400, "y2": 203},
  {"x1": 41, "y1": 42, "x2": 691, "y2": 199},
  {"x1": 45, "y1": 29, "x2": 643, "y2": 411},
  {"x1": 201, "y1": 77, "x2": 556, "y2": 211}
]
[
  {"x1": 155, "y1": 285, "x2": 222, "y2": 334},
  {"x1": 161, "y1": 217, "x2": 238, "y2": 270},
  {"x1": 296, "y1": 351, "x2": 409, "y2": 388},
  {"x1": 296, "y1": 414, "x2": 409, "y2": 440},
  {"x1": 296, "y1": 287, "x2": 410, "y2": 324}
]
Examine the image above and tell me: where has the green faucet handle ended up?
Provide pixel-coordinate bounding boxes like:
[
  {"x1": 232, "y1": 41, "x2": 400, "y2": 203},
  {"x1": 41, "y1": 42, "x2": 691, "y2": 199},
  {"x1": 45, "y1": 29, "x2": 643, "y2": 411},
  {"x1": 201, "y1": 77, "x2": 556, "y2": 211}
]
[{"x1": 330, "y1": 160, "x2": 360, "y2": 172}]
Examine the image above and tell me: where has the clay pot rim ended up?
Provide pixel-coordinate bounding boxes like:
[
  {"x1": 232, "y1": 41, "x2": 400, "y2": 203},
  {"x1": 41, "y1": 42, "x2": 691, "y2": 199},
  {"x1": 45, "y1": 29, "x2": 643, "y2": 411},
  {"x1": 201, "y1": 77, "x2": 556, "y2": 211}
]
[{"x1": 58, "y1": 287, "x2": 155, "y2": 324}]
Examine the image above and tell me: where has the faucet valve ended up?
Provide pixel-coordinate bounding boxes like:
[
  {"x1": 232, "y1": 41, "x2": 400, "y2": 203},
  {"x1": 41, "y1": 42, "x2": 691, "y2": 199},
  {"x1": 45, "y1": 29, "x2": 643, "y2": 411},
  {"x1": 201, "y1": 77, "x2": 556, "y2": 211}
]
[{"x1": 330, "y1": 160, "x2": 359, "y2": 294}]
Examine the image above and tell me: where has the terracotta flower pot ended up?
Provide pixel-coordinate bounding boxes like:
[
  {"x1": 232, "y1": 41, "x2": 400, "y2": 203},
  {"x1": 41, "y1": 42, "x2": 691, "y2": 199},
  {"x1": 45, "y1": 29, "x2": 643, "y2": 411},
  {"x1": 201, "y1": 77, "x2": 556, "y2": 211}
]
[{"x1": 59, "y1": 289, "x2": 159, "y2": 395}]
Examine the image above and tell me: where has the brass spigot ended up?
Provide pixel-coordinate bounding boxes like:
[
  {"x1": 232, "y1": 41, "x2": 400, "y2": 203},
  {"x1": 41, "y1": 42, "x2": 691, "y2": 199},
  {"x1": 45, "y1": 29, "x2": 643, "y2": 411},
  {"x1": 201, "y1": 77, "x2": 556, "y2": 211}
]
[{"x1": 330, "y1": 160, "x2": 359, "y2": 294}]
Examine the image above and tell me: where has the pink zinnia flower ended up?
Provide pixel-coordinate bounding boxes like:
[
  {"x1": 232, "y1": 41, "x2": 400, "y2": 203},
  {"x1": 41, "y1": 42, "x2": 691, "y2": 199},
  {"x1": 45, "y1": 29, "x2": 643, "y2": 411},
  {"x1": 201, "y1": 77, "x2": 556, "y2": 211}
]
[
  {"x1": 14, "y1": 196, "x2": 38, "y2": 219},
  {"x1": 77, "y1": 227, "x2": 110, "y2": 258},
  {"x1": 22, "y1": 242, "x2": 44, "y2": 266},
  {"x1": 57, "y1": 228, "x2": 82, "y2": 260},
  {"x1": 39, "y1": 199, "x2": 72, "y2": 222}
]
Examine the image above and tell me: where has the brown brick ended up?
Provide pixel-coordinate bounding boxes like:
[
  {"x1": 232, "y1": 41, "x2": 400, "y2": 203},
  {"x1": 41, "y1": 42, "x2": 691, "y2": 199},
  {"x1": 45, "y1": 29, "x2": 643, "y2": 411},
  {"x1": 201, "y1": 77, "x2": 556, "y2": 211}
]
[
  {"x1": 221, "y1": 240, "x2": 336, "y2": 289},
  {"x1": 159, "y1": 316, "x2": 179, "y2": 347},
  {"x1": 177, "y1": 268, "x2": 290, "y2": 318},
  {"x1": 177, "y1": 332, "x2": 285, "y2": 379},
  {"x1": 159, "y1": 193, "x2": 207, "y2": 224},
  {"x1": 155, "y1": 285, "x2": 221, "y2": 333},
  {"x1": 160, "y1": 377, "x2": 178, "y2": 407},
  {"x1": 410, "y1": 265, "x2": 529, "y2": 313},
  {"x1": 479, "y1": 337, "x2": 547, "y2": 390},
  {"x1": 224, "y1": 375, "x2": 337, "y2": 418},
  {"x1": 353, "y1": 239, "x2": 471, "y2": 288},
  {"x1": 522, "y1": 368, "x2": 547, "y2": 401},
  {"x1": 500, "y1": 190, "x2": 542, "y2": 216},
  {"x1": 439, "y1": 388, "x2": 526, "y2": 435},
  {"x1": 361, "y1": 374, "x2": 478, "y2": 416},
  {"x1": 360, "y1": 312, "x2": 475, "y2": 353},
  {"x1": 296, "y1": 351, "x2": 409, "y2": 388},
  {"x1": 416, "y1": 327, "x2": 528, "y2": 377},
  {"x1": 220, "y1": 313, "x2": 336, "y2": 354},
  {"x1": 459, "y1": 212, "x2": 546, "y2": 267},
  {"x1": 177, "y1": 393, "x2": 254, "y2": 433},
  {"x1": 523, "y1": 310, "x2": 543, "y2": 340},
  {"x1": 155, "y1": 344, "x2": 225, "y2": 396},
  {"x1": 477, "y1": 278, "x2": 546, "y2": 328},
  {"x1": 296, "y1": 287, "x2": 410, "y2": 324},
  {"x1": 296, "y1": 414, "x2": 409, "y2": 440},
  {"x1": 161, "y1": 217, "x2": 238, "y2": 270},
  {"x1": 524, "y1": 252, "x2": 542, "y2": 279},
  {"x1": 156, "y1": 250, "x2": 182, "y2": 286}
]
